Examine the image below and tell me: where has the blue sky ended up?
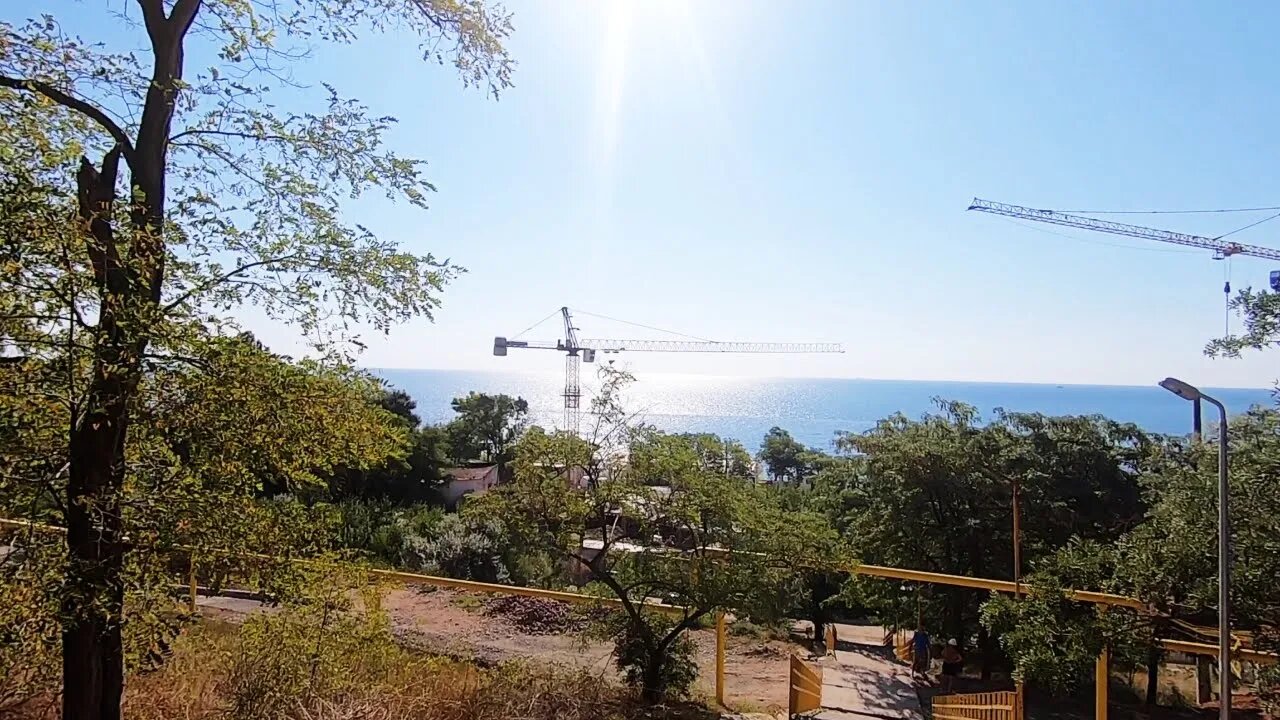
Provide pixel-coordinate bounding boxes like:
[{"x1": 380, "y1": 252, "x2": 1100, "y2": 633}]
[{"x1": 17, "y1": 1, "x2": 1280, "y2": 386}]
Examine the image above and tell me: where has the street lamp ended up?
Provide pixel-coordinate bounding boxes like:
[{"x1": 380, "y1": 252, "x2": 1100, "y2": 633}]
[{"x1": 1158, "y1": 377, "x2": 1231, "y2": 720}]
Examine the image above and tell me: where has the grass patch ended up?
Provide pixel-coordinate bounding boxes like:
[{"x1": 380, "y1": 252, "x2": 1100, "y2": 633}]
[
  {"x1": 116, "y1": 616, "x2": 718, "y2": 720},
  {"x1": 451, "y1": 592, "x2": 485, "y2": 612}
]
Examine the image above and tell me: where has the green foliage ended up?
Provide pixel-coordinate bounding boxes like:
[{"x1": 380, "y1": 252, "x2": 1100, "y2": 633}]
[
  {"x1": 223, "y1": 568, "x2": 399, "y2": 720},
  {"x1": 446, "y1": 392, "x2": 530, "y2": 466},
  {"x1": 478, "y1": 366, "x2": 837, "y2": 701},
  {"x1": 977, "y1": 407, "x2": 1280, "y2": 706},
  {"x1": 330, "y1": 390, "x2": 451, "y2": 503},
  {"x1": 677, "y1": 433, "x2": 756, "y2": 480},
  {"x1": 1121, "y1": 408, "x2": 1280, "y2": 710},
  {"x1": 0, "y1": 532, "x2": 63, "y2": 715},
  {"x1": 610, "y1": 614, "x2": 700, "y2": 700},
  {"x1": 1, "y1": 0, "x2": 511, "y2": 710},
  {"x1": 819, "y1": 400, "x2": 1157, "y2": 649},
  {"x1": 981, "y1": 539, "x2": 1150, "y2": 694},
  {"x1": 759, "y1": 426, "x2": 814, "y2": 483},
  {"x1": 1207, "y1": 287, "x2": 1280, "y2": 357},
  {"x1": 334, "y1": 499, "x2": 447, "y2": 567},
  {"x1": 403, "y1": 513, "x2": 510, "y2": 583}
]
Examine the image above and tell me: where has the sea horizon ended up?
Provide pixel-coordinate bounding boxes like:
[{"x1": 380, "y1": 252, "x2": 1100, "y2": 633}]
[
  {"x1": 369, "y1": 368, "x2": 1276, "y2": 450},
  {"x1": 366, "y1": 365, "x2": 1275, "y2": 393}
]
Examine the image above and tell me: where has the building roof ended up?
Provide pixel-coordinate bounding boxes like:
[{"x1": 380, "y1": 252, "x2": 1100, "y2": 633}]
[{"x1": 442, "y1": 465, "x2": 498, "y2": 483}]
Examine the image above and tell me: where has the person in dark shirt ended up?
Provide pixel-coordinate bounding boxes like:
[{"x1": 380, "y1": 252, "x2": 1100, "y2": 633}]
[{"x1": 910, "y1": 625, "x2": 931, "y2": 676}]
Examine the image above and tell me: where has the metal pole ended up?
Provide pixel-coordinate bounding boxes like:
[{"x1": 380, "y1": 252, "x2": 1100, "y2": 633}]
[
  {"x1": 1096, "y1": 644, "x2": 1110, "y2": 720},
  {"x1": 1012, "y1": 477, "x2": 1022, "y2": 597},
  {"x1": 1205, "y1": 396, "x2": 1230, "y2": 720},
  {"x1": 715, "y1": 611, "x2": 727, "y2": 706},
  {"x1": 188, "y1": 553, "x2": 198, "y2": 613},
  {"x1": 1193, "y1": 398, "x2": 1203, "y2": 442}
]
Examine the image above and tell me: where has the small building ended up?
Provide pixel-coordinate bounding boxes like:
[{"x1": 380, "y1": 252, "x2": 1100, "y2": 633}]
[
  {"x1": 532, "y1": 461, "x2": 589, "y2": 489},
  {"x1": 440, "y1": 465, "x2": 500, "y2": 509}
]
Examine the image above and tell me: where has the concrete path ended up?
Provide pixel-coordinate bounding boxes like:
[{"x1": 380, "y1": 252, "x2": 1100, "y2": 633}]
[{"x1": 814, "y1": 626, "x2": 923, "y2": 720}]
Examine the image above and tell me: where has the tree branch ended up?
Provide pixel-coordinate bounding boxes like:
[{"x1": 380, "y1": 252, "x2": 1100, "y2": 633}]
[
  {"x1": 660, "y1": 606, "x2": 712, "y2": 649},
  {"x1": 168, "y1": 128, "x2": 303, "y2": 145},
  {"x1": 168, "y1": 0, "x2": 204, "y2": 36},
  {"x1": 161, "y1": 252, "x2": 305, "y2": 313},
  {"x1": 0, "y1": 76, "x2": 136, "y2": 166}
]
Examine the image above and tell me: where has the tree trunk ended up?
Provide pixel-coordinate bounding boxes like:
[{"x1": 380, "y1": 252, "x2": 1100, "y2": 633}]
[
  {"x1": 810, "y1": 572, "x2": 830, "y2": 647},
  {"x1": 64, "y1": 145, "x2": 134, "y2": 720},
  {"x1": 640, "y1": 652, "x2": 665, "y2": 704},
  {"x1": 59, "y1": 4, "x2": 194, "y2": 716},
  {"x1": 63, "y1": 398, "x2": 129, "y2": 720},
  {"x1": 978, "y1": 625, "x2": 992, "y2": 682}
]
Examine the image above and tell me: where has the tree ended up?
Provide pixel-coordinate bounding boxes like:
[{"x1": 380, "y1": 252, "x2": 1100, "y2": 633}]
[
  {"x1": 981, "y1": 408, "x2": 1280, "y2": 708},
  {"x1": 446, "y1": 392, "x2": 530, "y2": 468},
  {"x1": 1206, "y1": 287, "x2": 1280, "y2": 357},
  {"x1": 820, "y1": 400, "x2": 1156, "y2": 675},
  {"x1": 759, "y1": 426, "x2": 809, "y2": 483},
  {"x1": 477, "y1": 371, "x2": 834, "y2": 702},
  {"x1": 379, "y1": 389, "x2": 422, "y2": 428},
  {"x1": 980, "y1": 539, "x2": 1151, "y2": 695},
  {"x1": 0, "y1": 3, "x2": 511, "y2": 716},
  {"x1": 629, "y1": 431, "x2": 755, "y2": 482},
  {"x1": 0, "y1": 336, "x2": 411, "y2": 714},
  {"x1": 678, "y1": 433, "x2": 755, "y2": 479},
  {"x1": 329, "y1": 388, "x2": 450, "y2": 503}
]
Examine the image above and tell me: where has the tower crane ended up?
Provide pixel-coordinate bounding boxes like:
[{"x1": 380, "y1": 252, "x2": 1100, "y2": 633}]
[
  {"x1": 493, "y1": 307, "x2": 843, "y2": 433},
  {"x1": 968, "y1": 198, "x2": 1280, "y2": 285}
]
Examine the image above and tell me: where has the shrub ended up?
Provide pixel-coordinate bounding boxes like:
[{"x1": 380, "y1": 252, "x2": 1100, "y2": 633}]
[
  {"x1": 0, "y1": 534, "x2": 63, "y2": 716},
  {"x1": 611, "y1": 615, "x2": 699, "y2": 702},
  {"x1": 127, "y1": 619, "x2": 712, "y2": 720},
  {"x1": 223, "y1": 570, "x2": 397, "y2": 719},
  {"x1": 402, "y1": 504, "x2": 445, "y2": 538},
  {"x1": 403, "y1": 514, "x2": 509, "y2": 582}
]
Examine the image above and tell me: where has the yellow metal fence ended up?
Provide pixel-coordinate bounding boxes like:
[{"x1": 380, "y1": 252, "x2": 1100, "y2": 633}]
[
  {"x1": 933, "y1": 690, "x2": 1023, "y2": 720},
  {"x1": 788, "y1": 654, "x2": 822, "y2": 716}
]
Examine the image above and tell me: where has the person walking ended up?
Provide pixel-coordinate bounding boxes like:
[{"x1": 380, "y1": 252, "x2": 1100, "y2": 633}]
[
  {"x1": 940, "y1": 639, "x2": 963, "y2": 694},
  {"x1": 910, "y1": 625, "x2": 931, "y2": 677}
]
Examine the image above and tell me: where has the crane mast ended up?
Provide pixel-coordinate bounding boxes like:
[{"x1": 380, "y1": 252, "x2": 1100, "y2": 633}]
[{"x1": 494, "y1": 307, "x2": 843, "y2": 434}]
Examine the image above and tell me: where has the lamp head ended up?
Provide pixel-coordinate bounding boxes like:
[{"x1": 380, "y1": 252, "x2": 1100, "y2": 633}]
[{"x1": 1159, "y1": 377, "x2": 1202, "y2": 402}]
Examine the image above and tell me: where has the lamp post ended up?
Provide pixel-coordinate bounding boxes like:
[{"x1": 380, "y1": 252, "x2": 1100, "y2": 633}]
[{"x1": 1159, "y1": 377, "x2": 1230, "y2": 720}]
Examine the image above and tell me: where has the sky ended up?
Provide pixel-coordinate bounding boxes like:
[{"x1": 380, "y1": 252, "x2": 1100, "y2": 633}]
[{"x1": 16, "y1": 1, "x2": 1280, "y2": 387}]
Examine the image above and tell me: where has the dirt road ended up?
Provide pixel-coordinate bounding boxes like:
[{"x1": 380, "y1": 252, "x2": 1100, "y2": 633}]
[{"x1": 198, "y1": 586, "x2": 806, "y2": 714}]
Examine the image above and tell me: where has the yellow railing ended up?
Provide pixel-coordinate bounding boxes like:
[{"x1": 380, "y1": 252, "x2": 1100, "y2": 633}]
[
  {"x1": 888, "y1": 628, "x2": 912, "y2": 662},
  {"x1": 933, "y1": 690, "x2": 1022, "y2": 720},
  {"x1": 1, "y1": 517, "x2": 755, "y2": 705},
  {"x1": 0, "y1": 517, "x2": 686, "y2": 616},
  {"x1": 788, "y1": 654, "x2": 822, "y2": 716},
  {"x1": 854, "y1": 564, "x2": 1146, "y2": 611}
]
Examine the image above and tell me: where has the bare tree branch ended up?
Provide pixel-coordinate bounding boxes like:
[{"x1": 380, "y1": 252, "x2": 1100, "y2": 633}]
[
  {"x1": 161, "y1": 252, "x2": 305, "y2": 313},
  {"x1": 0, "y1": 76, "x2": 136, "y2": 166}
]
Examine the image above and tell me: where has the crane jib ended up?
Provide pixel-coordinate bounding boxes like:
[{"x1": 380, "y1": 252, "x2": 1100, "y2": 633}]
[{"x1": 968, "y1": 197, "x2": 1280, "y2": 262}]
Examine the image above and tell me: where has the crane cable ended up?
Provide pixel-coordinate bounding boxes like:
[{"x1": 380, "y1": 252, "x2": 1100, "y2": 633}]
[
  {"x1": 1057, "y1": 204, "x2": 1280, "y2": 215},
  {"x1": 510, "y1": 308, "x2": 563, "y2": 340},
  {"x1": 570, "y1": 308, "x2": 714, "y2": 342}
]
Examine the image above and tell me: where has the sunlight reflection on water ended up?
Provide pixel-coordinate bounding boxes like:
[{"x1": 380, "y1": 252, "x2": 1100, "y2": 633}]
[{"x1": 371, "y1": 369, "x2": 1274, "y2": 451}]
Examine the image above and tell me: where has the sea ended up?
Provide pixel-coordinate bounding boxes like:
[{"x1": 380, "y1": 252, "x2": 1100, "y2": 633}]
[{"x1": 371, "y1": 369, "x2": 1275, "y2": 451}]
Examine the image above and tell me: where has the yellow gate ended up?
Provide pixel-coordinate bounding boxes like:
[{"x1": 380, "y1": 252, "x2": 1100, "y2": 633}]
[
  {"x1": 788, "y1": 654, "x2": 823, "y2": 716},
  {"x1": 932, "y1": 690, "x2": 1023, "y2": 720}
]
